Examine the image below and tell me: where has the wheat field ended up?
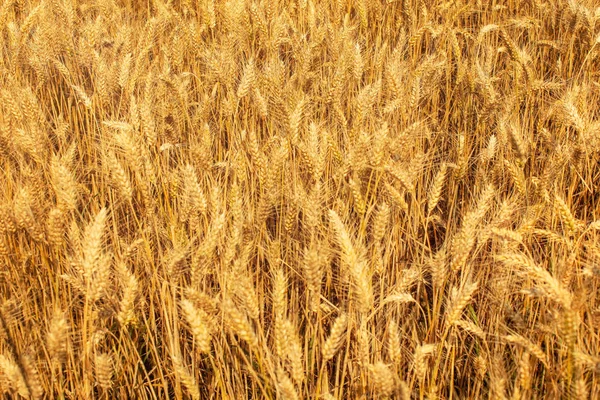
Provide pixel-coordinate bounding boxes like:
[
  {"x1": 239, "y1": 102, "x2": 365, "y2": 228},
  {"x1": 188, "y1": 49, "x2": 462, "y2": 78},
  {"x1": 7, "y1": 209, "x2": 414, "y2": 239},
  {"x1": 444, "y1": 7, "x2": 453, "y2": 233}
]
[{"x1": 0, "y1": 0, "x2": 599, "y2": 398}]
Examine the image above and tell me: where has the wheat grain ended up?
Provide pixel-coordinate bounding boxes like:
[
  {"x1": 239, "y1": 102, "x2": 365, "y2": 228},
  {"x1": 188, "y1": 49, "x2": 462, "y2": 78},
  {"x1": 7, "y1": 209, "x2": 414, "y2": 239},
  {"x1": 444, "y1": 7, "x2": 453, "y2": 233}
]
[
  {"x1": 414, "y1": 344, "x2": 436, "y2": 383},
  {"x1": 222, "y1": 297, "x2": 258, "y2": 348},
  {"x1": 367, "y1": 362, "x2": 396, "y2": 396},
  {"x1": 0, "y1": 354, "x2": 29, "y2": 398},
  {"x1": 322, "y1": 314, "x2": 347, "y2": 362},
  {"x1": 94, "y1": 352, "x2": 113, "y2": 390},
  {"x1": 446, "y1": 282, "x2": 478, "y2": 327},
  {"x1": 387, "y1": 319, "x2": 402, "y2": 364},
  {"x1": 172, "y1": 355, "x2": 200, "y2": 400},
  {"x1": 181, "y1": 299, "x2": 212, "y2": 354},
  {"x1": 47, "y1": 311, "x2": 68, "y2": 366}
]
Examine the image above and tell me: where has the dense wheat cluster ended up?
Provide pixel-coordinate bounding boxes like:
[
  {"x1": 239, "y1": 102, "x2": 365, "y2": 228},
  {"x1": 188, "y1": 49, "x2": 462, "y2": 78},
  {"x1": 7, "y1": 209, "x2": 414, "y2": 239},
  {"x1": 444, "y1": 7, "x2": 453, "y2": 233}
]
[{"x1": 1, "y1": 0, "x2": 600, "y2": 398}]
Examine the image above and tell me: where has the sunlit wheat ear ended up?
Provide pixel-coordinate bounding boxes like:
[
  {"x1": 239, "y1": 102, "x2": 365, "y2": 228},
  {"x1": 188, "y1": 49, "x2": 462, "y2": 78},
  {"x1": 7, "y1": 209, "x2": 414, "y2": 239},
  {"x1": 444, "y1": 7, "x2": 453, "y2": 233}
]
[
  {"x1": 328, "y1": 209, "x2": 373, "y2": 312},
  {"x1": 105, "y1": 151, "x2": 133, "y2": 203},
  {"x1": 94, "y1": 352, "x2": 113, "y2": 390},
  {"x1": 560, "y1": 308, "x2": 579, "y2": 350},
  {"x1": 181, "y1": 164, "x2": 208, "y2": 217},
  {"x1": 80, "y1": 208, "x2": 111, "y2": 302},
  {"x1": 387, "y1": 319, "x2": 402, "y2": 364},
  {"x1": 427, "y1": 163, "x2": 447, "y2": 213},
  {"x1": 490, "y1": 227, "x2": 523, "y2": 244},
  {"x1": 366, "y1": 362, "x2": 396, "y2": 397},
  {"x1": 572, "y1": 378, "x2": 588, "y2": 400},
  {"x1": 81, "y1": 208, "x2": 107, "y2": 278},
  {"x1": 50, "y1": 154, "x2": 78, "y2": 212},
  {"x1": 413, "y1": 344, "x2": 436, "y2": 384},
  {"x1": 46, "y1": 207, "x2": 65, "y2": 247},
  {"x1": 396, "y1": 379, "x2": 411, "y2": 400},
  {"x1": 252, "y1": 87, "x2": 269, "y2": 118},
  {"x1": 554, "y1": 194, "x2": 580, "y2": 235},
  {"x1": 355, "y1": 321, "x2": 370, "y2": 365},
  {"x1": 71, "y1": 84, "x2": 92, "y2": 109},
  {"x1": 47, "y1": 311, "x2": 68, "y2": 366},
  {"x1": 116, "y1": 263, "x2": 139, "y2": 328},
  {"x1": 13, "y1": 187, "x2": 44, "y2": 241},
  {"x1": 490, "y1": 374, "x2": 508, "y2": 400},
  {"x1": 180, "y1": 299, "x2": 212, "y2": 354},
  {"x1": 322, "y1": 314, "x2": 347, "y2": 362},
  {"x1": 0, "y1": 354, "x2": 29, "y2": 398},
  {"x1": 289, "y1": 96, "x2": 307, "y2": 141},
  {"x1": 276, "y1": 368, "x2": 299, "y2": 400},
  {"x1": 287, "y1": 324, "x2": 305, "y2": 384},
  {"x1": 222, "y1": 297, "x2": 258, "y2": 347},
  {"x1": 303, "y1": 182, "x2": 322, "y2": 230},
  {"x1": 451, "y1": 184, "x2": 494, "y2": 271},
  {"x1": 445, "y1": 281, "x2": 478, "y2": 327},
  {"x1": 21, "y1": 353, "x2": 42, "y2": 400},
  {"x1": 372, "y1": 202, "x2": 390, "y2": 244},
  {"x1": 198, "y1": 212, "x2": 225, "y2": 258},
  {"x1": 233, "y1": 273, "x2": 260, "y2": 321},
  {"x1": 237, "y1": 59, "x2": 256, "y2": 98},
  {"x1": 0, "y1": 205, "x2": 16, "y2": 235},
  {"x1": 0, "y1": 235, "x2": 9, "y2": 257},
  {"x1": 516, "y1": 352, "x2": 531, "y2": 395},
  {"x1": 172, "y1": 355, "x2": 200, "y2": 400},
  {"x1": 303, "y1": 242, "x2": 324, "y2": 313},
  {"x1": 272, "y1": 268, "x2": 287, "y2": 319},
  {"x1": 274, "y1": 314, "x2": 289, "y2": 360},
  {"x1": 452, "y1": 319, "x2": 486, "y2": 340},
  {"x1": 495, "y1": 252, "x2": 573, "y2": 308}
]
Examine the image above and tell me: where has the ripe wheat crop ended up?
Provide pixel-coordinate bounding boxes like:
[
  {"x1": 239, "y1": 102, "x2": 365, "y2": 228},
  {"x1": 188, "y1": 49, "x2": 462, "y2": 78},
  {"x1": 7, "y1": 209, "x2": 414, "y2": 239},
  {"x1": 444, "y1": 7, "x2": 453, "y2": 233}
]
[{"x1": 1, "y1": 0, "x2": 600, "y2": 398}]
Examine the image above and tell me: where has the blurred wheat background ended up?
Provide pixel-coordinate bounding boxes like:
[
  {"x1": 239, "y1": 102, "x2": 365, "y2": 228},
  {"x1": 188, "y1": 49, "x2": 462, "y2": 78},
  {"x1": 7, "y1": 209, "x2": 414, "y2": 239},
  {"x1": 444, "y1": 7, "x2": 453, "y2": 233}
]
[{"x1": 0, "y1": 0, "x2": 600, "y2": 398}]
